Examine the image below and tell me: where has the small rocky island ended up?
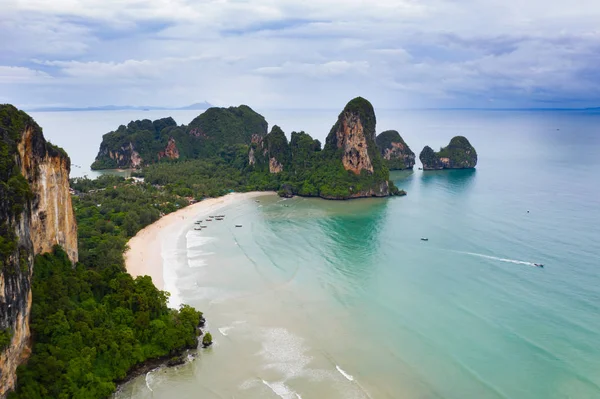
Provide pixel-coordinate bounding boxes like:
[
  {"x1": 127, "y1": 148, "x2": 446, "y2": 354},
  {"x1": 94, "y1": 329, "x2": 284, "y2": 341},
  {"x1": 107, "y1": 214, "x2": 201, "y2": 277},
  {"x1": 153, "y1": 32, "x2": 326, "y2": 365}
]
[
  {"x1": 375, "y1": 130, "x2": 415, "y2": 170},
  {"x1": 419, "y1": 136, "x2": 477, "y2": 170}
]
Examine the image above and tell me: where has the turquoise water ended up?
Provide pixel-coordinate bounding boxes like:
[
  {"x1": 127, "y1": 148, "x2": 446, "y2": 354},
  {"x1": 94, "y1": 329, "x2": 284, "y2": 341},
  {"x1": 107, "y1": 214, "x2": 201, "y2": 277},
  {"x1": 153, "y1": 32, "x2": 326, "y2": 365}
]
[{"x1": 35, "y1": 109, "x2": 600, "y2": 398}]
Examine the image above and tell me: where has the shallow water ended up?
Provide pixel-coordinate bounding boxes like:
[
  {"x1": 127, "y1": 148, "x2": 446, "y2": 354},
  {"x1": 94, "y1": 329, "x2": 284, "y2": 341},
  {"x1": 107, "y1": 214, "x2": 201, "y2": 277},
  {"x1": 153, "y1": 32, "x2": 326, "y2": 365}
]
[{"x1": 35, "y1": 109, "x2": 600, "y2": 399}]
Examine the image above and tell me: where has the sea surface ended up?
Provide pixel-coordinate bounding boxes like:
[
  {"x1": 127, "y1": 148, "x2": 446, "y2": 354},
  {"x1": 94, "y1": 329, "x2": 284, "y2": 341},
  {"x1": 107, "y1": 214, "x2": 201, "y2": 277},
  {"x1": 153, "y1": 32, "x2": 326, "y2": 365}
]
[{"x1": 33, "y1": 109, "x2": 600, "y2": 398}]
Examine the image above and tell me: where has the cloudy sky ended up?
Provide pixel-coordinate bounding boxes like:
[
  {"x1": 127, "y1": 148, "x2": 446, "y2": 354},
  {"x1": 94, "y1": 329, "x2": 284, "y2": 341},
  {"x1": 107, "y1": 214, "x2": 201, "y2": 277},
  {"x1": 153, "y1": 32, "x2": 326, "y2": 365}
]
[{"x1": 2, "y1": 0, "x2": 600, "y2": 109}]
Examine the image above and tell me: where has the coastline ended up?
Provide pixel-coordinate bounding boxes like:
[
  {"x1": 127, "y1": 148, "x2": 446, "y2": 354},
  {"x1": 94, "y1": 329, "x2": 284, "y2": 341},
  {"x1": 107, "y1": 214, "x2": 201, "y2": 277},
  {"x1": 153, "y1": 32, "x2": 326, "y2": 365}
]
[{"x1": 124, "y1": 191, "x2": 274, "y2": 291}]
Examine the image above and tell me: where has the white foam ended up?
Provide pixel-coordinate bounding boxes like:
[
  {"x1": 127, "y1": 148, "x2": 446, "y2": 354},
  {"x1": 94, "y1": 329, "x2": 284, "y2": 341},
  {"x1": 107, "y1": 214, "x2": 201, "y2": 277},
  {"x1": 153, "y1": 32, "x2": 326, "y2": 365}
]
[
  {"x1": 218, "y1": 326, "x2": 232, "y2": 336},
  {"x1": 187, "y1": 249, "x2": 215, "y2": 258},
  {"x1": 259, "y1": 328, "x2": 312, "y2": 379},
  {"x1": 185, "y1": 231, "x2": 215, "y2": 249},
  {"x1": 187, "y1": 257, "x2": 207, "y2": 268},
  {"x1": 261, "y1": 380, "x2": 301, "y2": 399},
  {"x1": 161, "y1": 245, "x2": 183, "y2": 309},
  {"x1": 336, "y1": 365, "x2": 354, "y2": 381},
  {"x1": 145, "y1": 372, "x2": 153, "y2": 392}
]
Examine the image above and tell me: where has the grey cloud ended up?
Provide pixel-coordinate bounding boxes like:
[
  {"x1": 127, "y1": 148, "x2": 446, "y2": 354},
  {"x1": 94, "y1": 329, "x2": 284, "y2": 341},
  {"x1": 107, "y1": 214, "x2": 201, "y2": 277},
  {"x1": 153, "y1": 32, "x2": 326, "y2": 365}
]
[{"x1": 3, "y1": 0, "x2": 600, "y2": 108}]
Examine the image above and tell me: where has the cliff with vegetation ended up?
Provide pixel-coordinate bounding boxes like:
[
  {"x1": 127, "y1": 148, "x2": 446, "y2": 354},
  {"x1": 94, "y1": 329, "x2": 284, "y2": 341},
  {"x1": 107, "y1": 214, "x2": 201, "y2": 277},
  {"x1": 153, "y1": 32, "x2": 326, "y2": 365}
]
[
  {"x1": 1, "y1": 107, "x2": 205, "y2": 398},
  {"x1": 375, "y1": 130, "x2": 415, "y2": 170},
  {"x1": 91, "y1": 105, "x2": 268, "y2": 170},
  {"x1": 319, "y1": 97, "x2": 394, "y2": 198},
  {"x1": 0, "y1": 105, "x2": 78, "y2": 396},
  {"x1": 92, "y1": 97, "x2": 404, "y2": 199},
  {"x1": 242, "y1": 97, "x2": 401, "y2": 198},
  {"x1": 419, "y1": 136, "x2": 477, "y2": 170}
]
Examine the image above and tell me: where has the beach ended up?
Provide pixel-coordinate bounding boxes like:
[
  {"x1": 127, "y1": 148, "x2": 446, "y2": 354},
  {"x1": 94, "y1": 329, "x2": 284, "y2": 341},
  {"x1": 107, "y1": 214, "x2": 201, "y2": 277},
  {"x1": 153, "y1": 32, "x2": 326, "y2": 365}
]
[{"x1": 124, "y1": 191, "x2": 273, "y2": 291}]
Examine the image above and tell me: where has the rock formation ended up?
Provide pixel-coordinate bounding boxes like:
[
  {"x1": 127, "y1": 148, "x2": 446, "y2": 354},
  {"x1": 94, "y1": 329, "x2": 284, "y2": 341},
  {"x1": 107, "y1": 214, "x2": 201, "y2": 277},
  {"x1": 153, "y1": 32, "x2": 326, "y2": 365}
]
[
  {"x1": 323, "y1": 97, "x2": 392, "y2": 198},
  {"x1": 375, "y1": 130, "x2": 415, "y2": 170},
  {"x1": 92, "y1": 106, "x2": 268, "y2": 170},
  {"x1": 419, "y1": 136, "x2": 478, "y2": 170},
  {"x1": 92, "y1": 97, "x2": 405, "y2": 200},
  {"x1": 265, "y1": 126, "x2": 290, "y2": 174},
  {"x1": 247, "y1": 126, "x2": 291, "y2": 174},
  {"x1": 158, "y1": 137, "x2": 180, "y2": 160},
  {"x1": 0, "y1": 105, "x2": 77, "y2": 396}
]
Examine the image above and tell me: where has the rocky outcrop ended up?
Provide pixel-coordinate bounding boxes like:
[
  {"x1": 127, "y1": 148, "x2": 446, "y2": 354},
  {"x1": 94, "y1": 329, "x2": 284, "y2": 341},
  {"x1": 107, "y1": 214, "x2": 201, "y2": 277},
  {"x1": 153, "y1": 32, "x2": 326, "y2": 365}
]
[
  {"x1": 265, "y1": 126, "x2": 290, "y2": 173},
  {"x1": 248, "y1": 134, "x2": 265, "y2": 166},
  {"x1": 269, "y1": 157, "x2": 283, "y2": 173},
  {"x1": 16, "y1": 127, "x2": 78, "y2": 263},
  {"x1": 323, "y1": 97, "x2": 393, "y2": 198},
  {"x1": 0, "y1": 105, "x2": 77, "y2": 396},
  {"x1": 376, "y1": 130, "x2": 415, "y2": 170},
  {"x1": 326, "y1": 101, "x2": 375, "y2": 175},
  {"x1": 158, "y1": 137, "x2": 180, "y2": 160},
  {"x1": 93, "y1": 107, "x2": 269, "y2": 170},
  {"x1": 93, "y1": 141, "x2": 143, "y2": 169},
  {"x1": 419, "y1": 136, "x2": 478, "y2": 170},
  {"x1": 248, "y1": 126, "x2": 290, "y2": 174}
]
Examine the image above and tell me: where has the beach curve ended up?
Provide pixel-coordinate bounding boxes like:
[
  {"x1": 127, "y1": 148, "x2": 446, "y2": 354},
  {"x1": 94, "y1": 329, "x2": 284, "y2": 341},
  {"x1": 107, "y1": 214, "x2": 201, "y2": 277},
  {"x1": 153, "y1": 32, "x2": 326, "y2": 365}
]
[{"x1": 124, "y1": 191, "x2": 274, "y2": 294}]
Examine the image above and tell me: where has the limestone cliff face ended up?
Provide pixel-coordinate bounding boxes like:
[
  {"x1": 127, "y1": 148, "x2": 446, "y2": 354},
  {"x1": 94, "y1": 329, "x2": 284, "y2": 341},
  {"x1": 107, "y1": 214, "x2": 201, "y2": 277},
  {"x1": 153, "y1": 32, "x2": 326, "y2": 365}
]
[
  {"x1": 329, "y1": 109, "x2": 374, "y2": 175},
  {"x1": 158, "y1": 137, "x2": 180, "y2": 160},
  {"x1": 269, "y1": 157, "x2": 284, "y2": 173},
  {"x1": 0, "y1": 105, "x2": 77, "y2": 396},
  {"x1": 17, "y1": 126, "x2": 78, "y2": 262},
  {"x1": 248, "y1": 126, "x2": 290, "y2": 174},
  {"x1": 419, "y1": 136, "x2": 478, "y2": 170},
  {"x1": 248, "y1": 134, "x2": 266, "y2": 166},
  {"x1": 323, "y1": 97, "x2": 392, "y2": 198},
  {"x1": 375, "y1": 130, "x2": 415, "y2": 170},
  {"x1": 95, "y1": 141, "x2": 142, "y2": 169}
]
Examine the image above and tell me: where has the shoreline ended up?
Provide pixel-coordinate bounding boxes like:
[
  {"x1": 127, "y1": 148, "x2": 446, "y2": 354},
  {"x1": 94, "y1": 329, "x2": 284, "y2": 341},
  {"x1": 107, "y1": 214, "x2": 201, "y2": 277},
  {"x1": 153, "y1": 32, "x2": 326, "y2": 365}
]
[{"x1": 124, "y1": 191, "x2": 274, "y2": 291}]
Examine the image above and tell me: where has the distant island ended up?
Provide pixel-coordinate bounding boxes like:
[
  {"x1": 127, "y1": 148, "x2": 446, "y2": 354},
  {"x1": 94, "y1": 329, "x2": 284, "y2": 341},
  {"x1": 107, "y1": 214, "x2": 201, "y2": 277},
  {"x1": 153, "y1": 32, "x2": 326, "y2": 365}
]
[
  {"x1": 91, "y1": 97, "x2": 408, "y2": 199},
  {"x1": 27, "y1": 102, "x2": 213, "y2": 112}
]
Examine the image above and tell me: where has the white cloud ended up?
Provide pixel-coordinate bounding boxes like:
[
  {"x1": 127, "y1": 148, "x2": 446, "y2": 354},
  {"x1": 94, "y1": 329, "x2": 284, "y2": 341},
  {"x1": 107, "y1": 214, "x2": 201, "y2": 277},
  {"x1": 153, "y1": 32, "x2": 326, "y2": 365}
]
[
  {"x1": 2, "y1": 0, "x2": 600, "y2": 108},
  {"x1": 255, "y1": 61, "x2": 369, "y2": 78},
  {"x1": 0, "y1": 66, "x2": 51, "y2": 83}
]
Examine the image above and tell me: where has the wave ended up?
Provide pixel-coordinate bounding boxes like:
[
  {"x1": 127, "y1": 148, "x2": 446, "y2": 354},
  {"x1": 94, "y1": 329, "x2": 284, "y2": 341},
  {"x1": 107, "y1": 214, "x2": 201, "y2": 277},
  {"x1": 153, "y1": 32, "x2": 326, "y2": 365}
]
[
  {"x1": 161, "y1": 246, "x2": 183, "y2": 309},
  {"x1": 261, "y1": 380, "x2": 302, "y2": 399},
  {"x1": 455, "y1": 251, "x2": 538, "y2": 267},
  {"x1": 336, "y1": 365, "x2": 354, "y2": 381},
  {"x1": 187, "y1": 257, "x2": 207, "y2": 268},
  {"x1": 218, "y1": 326, "x2": 232, "y2": 336},
  {"x1": 145, "y1": 371, "x2": 153, "y2": 392},
  {"x1": 185, "y1": 231, "x2": 215, "y2": 250}
]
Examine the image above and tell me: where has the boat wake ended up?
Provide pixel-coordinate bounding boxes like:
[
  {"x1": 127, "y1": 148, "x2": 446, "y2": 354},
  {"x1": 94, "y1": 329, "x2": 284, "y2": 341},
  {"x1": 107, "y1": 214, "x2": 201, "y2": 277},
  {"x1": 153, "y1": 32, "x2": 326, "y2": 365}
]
[
  {"x1": 336, "y1": 365, "x2": 354, "y2": 381},
  {"x1": 456, "y1": 251, "x2": 537, "y2": 267}
]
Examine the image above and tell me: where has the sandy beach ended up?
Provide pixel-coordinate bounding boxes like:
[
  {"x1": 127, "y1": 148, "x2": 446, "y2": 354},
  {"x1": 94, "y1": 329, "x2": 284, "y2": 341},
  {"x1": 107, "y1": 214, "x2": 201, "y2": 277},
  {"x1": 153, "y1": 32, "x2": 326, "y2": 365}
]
[{"x1": 124, "y1": 191, "x2": 273, "y2": 290}]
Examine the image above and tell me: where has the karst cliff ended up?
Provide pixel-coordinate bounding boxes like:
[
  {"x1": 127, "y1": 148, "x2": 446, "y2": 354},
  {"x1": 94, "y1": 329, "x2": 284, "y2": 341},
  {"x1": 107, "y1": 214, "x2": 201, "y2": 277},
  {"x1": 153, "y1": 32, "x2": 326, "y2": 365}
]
[
  {"x1": 375, "y1": 130, "x2": 415, "y2": 170},
  {"x1": 91, "y1": 106, "x2": 268, "y2": 170},
  {"x1": 419, "y1": 136, "x2": 478, "y2": 170},
  {"x1": 91, "y1": 97, "x2": 403, "y2": 199},
  {"x1": 0, "y1": 105, "x2": 77, "y2": 396}
]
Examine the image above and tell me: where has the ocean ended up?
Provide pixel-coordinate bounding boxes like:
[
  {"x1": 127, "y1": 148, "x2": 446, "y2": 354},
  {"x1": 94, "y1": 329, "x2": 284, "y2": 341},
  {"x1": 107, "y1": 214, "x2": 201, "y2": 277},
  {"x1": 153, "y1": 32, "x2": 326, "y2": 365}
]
[{"x1": 32, "y1": 108, "x2": 600, "y2": 398}]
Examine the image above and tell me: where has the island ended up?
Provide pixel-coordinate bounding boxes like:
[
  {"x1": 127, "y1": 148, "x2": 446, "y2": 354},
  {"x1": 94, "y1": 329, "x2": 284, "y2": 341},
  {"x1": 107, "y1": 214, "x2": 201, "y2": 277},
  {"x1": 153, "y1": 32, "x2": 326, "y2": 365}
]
[
  {"x1": 419, "y1": 136, "x2": 477, "y2": 170},
  {"x1": 375, "y1": 130, "x2": 415, "y2": 170},
  {"x1": 91, "y1": 97, "x2": 406, "y2": 199}
]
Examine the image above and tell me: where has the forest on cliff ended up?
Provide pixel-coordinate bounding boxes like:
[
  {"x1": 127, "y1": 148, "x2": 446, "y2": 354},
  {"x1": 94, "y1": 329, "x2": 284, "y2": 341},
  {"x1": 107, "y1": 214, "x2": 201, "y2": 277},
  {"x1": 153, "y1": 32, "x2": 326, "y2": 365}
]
[
  {"x1": 93, "y1": 97, "x2": 406, "y2": 200},
  {"x1": 1, "y1": 135, "x2": 204, "y2": 399}
]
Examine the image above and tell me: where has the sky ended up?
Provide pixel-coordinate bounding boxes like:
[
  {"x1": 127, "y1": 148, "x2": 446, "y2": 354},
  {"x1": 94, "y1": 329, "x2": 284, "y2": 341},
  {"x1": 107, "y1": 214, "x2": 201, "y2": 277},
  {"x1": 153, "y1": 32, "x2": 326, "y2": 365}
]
[{"x1": 2, "y1": 0, "x2": 600, "y2": 109}]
